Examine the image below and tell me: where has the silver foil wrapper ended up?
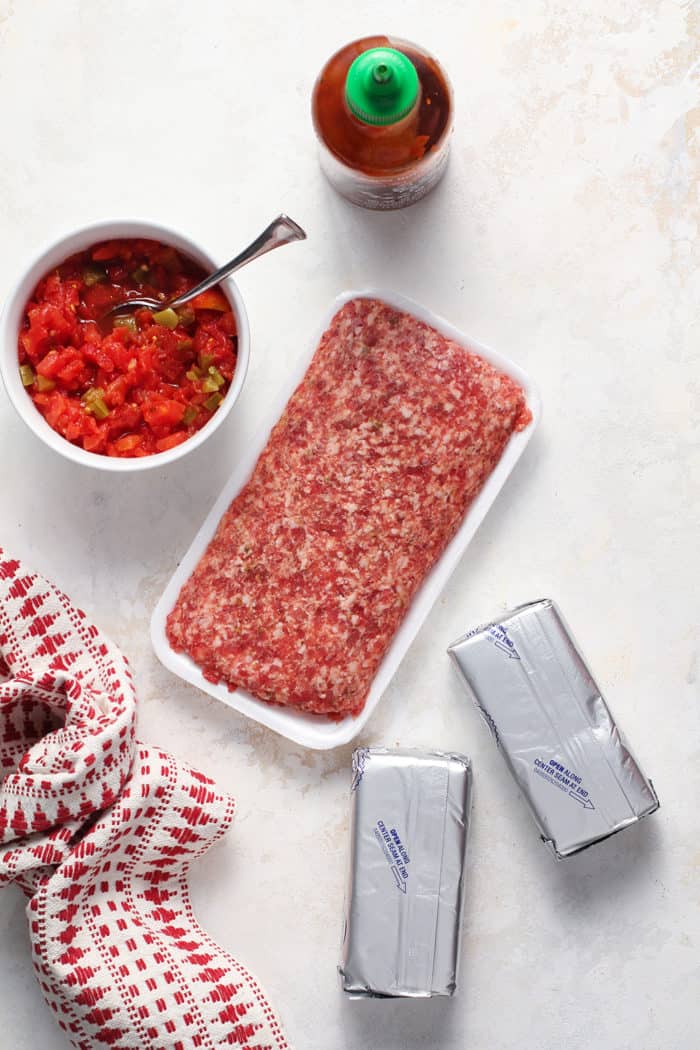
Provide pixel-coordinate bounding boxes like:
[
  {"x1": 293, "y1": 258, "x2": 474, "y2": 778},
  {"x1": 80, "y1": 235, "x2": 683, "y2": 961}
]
[
  {"x1": 448, "y1": 599, "x2": 659, "y2": 859},
  {"x1": 339, "y1": 748, "x2": 472, "y2": 998}
]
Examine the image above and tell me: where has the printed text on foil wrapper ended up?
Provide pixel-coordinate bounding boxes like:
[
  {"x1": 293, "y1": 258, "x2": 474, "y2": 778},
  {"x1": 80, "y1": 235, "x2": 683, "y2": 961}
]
[
  {"x1": 533, "y1": 758, "x2": 595, "y2": 809},
  {"x1": 374, "y1": 820, "x2": 411, "y2": 893}
]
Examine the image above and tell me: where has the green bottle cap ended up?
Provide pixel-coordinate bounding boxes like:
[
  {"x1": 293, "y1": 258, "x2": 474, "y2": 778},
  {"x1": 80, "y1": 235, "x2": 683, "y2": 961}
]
[{"x1": 345, "y1": 47, "x2": 420, "y2": 126}]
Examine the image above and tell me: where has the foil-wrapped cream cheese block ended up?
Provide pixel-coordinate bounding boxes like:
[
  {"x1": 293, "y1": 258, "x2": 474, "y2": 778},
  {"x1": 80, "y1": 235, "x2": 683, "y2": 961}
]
[
  {"x1": 339, "y1": 748, "x2": 472, "y2": 998},
  {"x1": 448, "y1": 599, "x2": 659, "y2": 859}
]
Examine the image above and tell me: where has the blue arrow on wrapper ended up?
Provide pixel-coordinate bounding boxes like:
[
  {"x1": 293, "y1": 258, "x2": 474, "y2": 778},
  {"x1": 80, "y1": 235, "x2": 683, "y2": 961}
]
[{"x1": 569, "y1": 790, "x2": 595, "y2": 810}]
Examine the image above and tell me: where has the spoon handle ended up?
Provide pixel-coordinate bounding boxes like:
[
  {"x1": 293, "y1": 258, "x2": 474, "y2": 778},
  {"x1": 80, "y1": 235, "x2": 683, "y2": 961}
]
[{"x1": 169, "y1": 214, "x2": 306, "y2": 310}]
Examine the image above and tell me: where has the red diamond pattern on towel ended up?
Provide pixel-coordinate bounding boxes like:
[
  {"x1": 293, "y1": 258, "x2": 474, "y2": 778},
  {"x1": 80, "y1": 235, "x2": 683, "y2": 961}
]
[{"x1": 0, "y1": 549, "x2": 291, "y2": 1050}]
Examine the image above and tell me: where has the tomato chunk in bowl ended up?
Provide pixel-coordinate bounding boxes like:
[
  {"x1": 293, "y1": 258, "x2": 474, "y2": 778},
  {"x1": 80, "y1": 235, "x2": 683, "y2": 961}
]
[{"x1": 17, "y1": 238, "x2": 239, "y2": 459}]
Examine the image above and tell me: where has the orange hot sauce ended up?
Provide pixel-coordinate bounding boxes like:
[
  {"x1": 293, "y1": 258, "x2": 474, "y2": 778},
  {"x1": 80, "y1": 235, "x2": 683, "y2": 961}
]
[{"x1": 312, "y1": 35, "x2": 454, "y2": 211}]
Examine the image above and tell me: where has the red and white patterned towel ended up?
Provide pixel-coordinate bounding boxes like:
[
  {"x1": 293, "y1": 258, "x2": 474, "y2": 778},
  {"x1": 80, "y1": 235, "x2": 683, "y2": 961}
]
[{"x1": 0, "y1": 550, "x2": 291, "y2": 1050}]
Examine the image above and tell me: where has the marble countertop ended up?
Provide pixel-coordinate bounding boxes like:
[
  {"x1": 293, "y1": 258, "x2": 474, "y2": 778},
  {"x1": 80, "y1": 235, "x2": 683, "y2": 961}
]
[{"x1": 0, "y1": 2, "x2": 698, "y2": 1048}]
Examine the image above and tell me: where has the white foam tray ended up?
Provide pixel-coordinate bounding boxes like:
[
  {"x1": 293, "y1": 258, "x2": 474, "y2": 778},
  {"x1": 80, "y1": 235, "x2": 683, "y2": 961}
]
[{"x1": 151, "y1": 289, "x2": 541, "y2": 750}]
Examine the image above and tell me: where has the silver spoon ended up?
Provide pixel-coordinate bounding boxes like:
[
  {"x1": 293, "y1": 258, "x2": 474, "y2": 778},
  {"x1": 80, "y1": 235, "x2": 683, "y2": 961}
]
[{"x1": 105, "y1": 214, "x2": 306, "y2": 321}]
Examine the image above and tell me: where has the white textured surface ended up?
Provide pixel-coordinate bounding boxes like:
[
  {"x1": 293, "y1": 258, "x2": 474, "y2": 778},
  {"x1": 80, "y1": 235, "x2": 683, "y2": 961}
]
[{"x1": 0, "y1": 2, "x2": 698, "y2": 1049}]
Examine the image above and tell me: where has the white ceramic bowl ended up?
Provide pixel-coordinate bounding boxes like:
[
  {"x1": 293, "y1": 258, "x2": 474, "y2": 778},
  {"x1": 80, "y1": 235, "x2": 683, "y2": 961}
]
[{"x1": 0, "y1": 219, "x2": 251, "y2": 471}]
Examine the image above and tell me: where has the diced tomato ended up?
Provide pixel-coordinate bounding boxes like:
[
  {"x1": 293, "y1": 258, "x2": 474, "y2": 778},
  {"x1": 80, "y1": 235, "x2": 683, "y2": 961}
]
[
  {"x1": 40, "y1": 273, "x2": 80, "y2": 313},
  {"x1": 193, "y1": 319, "x2": 237, "y2": 374},
  {"x1": 101, "y1": 335, "x2": 134, "y2": 374},
  {"x1": 92, "y1": 241, "x2": 130, "y2": 262},
  {"x1": 113, "y1": 434, "x2": 142, "y2": 454},
  {"x1": 216, "y1": 311, "x2": 237, "y2": 337},
  {"x1": 154, "y1": 246, "x2": 180, "y2": 273},
  {"x1": 81, "y1": 341, "x2": 115, "y2": 371},
  {"x1": 19, "y1": 238, "x2": 237, "y2": 458},
  {"x1": 44, "y1": 392, "x2": 68, "y2": 428},
  {"x1": 80, "y1": 284, "x2": 122, "y2": 321},
  {"x1": 22, "y1": 304, "x2": 75, "y2": 360},
  {"x1": 83, "y1": 432, "x2": 107, "y2": 454},
  {"x1": 107, "y1": 404, "x2": 142, "y2": 436},
  {"x1": 36, "y1": 350, "x2": 63, "y2": 378},
  {"x1": 104, "y1": 375, "x2": 131, "y2": 407},
  {"x1": 57, "y1": 357, "x2": 86, "y2": 387},
  {"x1": 191, "y1": 289, "x2": 229, "y2": 312},
  {"x1": 142, "y1": 399, "x2": 187, "y2": 428},
  {"x1": 155, "y1": 432, "x2": 188, "y2": 453}
]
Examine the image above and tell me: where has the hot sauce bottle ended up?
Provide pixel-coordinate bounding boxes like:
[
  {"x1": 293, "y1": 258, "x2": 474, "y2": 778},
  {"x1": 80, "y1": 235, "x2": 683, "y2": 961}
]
[{"x1": 312, "y1": 35, "x2": 453, "y2": 211}]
